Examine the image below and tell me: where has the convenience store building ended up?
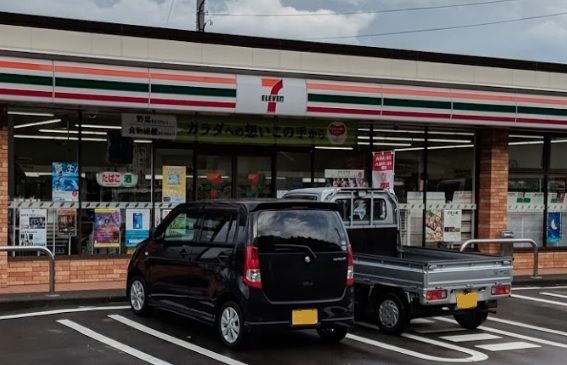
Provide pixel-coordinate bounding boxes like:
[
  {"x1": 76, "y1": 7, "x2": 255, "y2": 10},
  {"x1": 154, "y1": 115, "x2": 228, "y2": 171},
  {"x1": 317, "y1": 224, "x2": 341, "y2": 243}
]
[{"x1": 1, "y1": 12, "x2": 566, "y2": 290}]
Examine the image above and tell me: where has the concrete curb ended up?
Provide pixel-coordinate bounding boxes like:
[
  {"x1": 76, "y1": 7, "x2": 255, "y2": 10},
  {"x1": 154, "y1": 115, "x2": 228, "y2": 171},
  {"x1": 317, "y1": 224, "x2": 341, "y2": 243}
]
[
  {"x1": 513, "y1": 275, "x2": 567, "y2": 286},
  {"x1": 0, "y1": 289, "x2": 126, "y2": 312}
]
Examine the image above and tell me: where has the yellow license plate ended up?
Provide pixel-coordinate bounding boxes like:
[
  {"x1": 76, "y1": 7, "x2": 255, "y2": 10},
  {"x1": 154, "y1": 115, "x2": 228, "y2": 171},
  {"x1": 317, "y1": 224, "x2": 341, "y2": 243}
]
[
  {"x1": 456, "y1": 291, "x2": 478, "y2": 309},
  {"x1": 292, "y1": 309, "x2": 318, "y2": 326}
]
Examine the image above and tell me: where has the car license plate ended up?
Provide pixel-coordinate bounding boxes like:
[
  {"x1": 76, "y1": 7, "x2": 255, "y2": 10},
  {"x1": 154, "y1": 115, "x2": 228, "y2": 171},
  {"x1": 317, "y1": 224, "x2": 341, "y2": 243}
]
[
  {"x1": 292, "y1": 309, "x2": 318, "y2": 326},
  {"x1": 456, "y1": 291, "x2": 478, "y2": 309}
]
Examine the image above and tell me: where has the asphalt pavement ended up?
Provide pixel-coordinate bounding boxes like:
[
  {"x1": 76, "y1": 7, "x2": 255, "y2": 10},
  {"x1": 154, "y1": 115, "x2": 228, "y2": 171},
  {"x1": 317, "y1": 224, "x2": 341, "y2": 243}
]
[{"x1": 1, "y1": 284, "x2": 567, "y2": 364}]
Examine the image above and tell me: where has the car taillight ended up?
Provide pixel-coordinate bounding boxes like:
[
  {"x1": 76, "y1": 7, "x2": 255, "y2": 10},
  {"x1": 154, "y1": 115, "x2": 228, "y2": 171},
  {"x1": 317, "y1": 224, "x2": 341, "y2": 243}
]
[
  {"x1": 243, "y1": 245, "x2": 262, "y2": 289},
  {"x1": 491, "y1": 284, "x2": 511, "y2": 296},
  {"x1": 425, "y1": 289, "x2": 447, "y2": 301},
  {"x1": 346, "y1": 244, "x2": 354, "y2": 286}
]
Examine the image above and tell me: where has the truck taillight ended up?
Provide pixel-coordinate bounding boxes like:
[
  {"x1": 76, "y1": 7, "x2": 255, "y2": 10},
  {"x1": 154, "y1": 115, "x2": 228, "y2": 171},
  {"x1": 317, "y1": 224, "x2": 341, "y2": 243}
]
[
  {"x1": 425, "y1": 289, "x2": 447, "y2": 301},
  {"x1": 346, "y1": 244, "x2": 354, "y2": 286},
  {"x1": 491, "y1": 284, "x2": 511, "y2": 296},
  {"x1": 243, "y1": 245, "x2": 262, "y2": 289}
]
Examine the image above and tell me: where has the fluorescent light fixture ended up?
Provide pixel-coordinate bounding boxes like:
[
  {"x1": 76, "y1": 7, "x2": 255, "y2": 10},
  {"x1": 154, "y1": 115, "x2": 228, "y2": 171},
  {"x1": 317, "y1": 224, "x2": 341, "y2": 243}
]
[
  {"x1": 9, "y1": 111, "x2": 55, "y2": 117},
  {"x1": 429, "y1": 138, "x2": 471, "y2": 143},
  {"x1": 510, "y1": 134, "x2": 544, "y2": 139},
  {"x1": 374, "y1": 142, "x2": 412, "y2": 147},
  {"x1": 134, "y1": 139, "x2": 153, "y2": 144},
  {"x1": 373, "y1": 128, "x2": 424, "y2": 134},
  {"x1": 14, "y1": 118, "x2": 61, "y2": 129},
  {"x1": 82, "y1": 137, "x2": 107, "y2": 142},
  {"x1": 428, "y1": 144, "x2": 474, "y2": 150},
  {"x1": 314, "y1": 146, "x2": 354, "y2": 150},
  {"x1": 15, "y1": 134, "x2": 78, "y2": 141},
  {"x1": 39, "y1": 129, "x2": 107, "y2": 136},
  {"x1": 394, "y1": 147, "x2": 425, "y2": 152},
  {"x1": 74, "y1": 123, "x2": 122, "y2": 130},
  {"x1": 551, "y1": 139, "x2": 567, "y2": 144},
  {"x1": 357, "y1": 136, "x2": 370, "y2": 140},
  {"x1": 429, "y1": 131, "x2": 474, "y2": 136},
  {"x1": 509, "y1": 141, "x2": 544, "y2": 146},
  {"x1": 357, "y1": 142, "x2": 370, "y2": 145},
  {"x1": 357, "y1": 128, "x2": 370, "y2": 132}
]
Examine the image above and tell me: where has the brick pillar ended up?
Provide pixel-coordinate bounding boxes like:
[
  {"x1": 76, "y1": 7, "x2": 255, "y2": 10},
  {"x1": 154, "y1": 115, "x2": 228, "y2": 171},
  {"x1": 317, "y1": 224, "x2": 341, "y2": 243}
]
[
  {"x1": 0, "y1": 105, "x2": 7, "y2": 288},
  {"x1": 477, "y1": 129, "x2": 509, "y2": 254}
]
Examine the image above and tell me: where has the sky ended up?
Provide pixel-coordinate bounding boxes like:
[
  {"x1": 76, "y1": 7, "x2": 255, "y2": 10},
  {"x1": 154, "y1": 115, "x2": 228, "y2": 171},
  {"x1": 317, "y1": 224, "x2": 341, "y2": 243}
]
[{"x1": 0, "y1": 0, "x2": 566, "y2": 63}]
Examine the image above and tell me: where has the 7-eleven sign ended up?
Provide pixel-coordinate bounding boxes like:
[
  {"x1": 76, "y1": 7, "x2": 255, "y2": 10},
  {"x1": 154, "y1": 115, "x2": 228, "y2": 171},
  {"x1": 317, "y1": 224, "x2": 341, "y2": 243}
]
[{"x1": 236, "y1": 75, "x2": 307, "y2": 116}]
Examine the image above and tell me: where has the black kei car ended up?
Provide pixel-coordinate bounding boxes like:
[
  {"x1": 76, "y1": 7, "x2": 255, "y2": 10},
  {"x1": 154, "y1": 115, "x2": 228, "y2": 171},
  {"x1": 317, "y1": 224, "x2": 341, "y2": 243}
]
[{"x1": 126, "y1": 200, "x2": 354, "y2": 348}]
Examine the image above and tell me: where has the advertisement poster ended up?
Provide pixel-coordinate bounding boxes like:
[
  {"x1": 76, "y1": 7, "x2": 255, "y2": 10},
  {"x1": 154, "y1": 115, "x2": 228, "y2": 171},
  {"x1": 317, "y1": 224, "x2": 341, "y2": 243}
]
[
  {"x1": 125, "y1": 209, "x2": 150, "y2": 248},
  {"x1": 372, "y1": 151, "x2": 395, "y2": 191},
  {"x1": 19, "y1": 209, "x2": 47, "y2": 247},
  {"x1": 547, "y1": 212, "x2": 562, "y2": 245},
  {"x1": 57, "y1": 208, "x2": 77, "y2": 237},
  {"x1": 425, "y1": 210, "x2": 444, "y2": 242},
  {"x1": 52, "y1": 162, "x2": 79, "y2": 201},
  {"x1": 324, "y1": 169, "x2": 368, "y2": 187},
  {"x1": 443, "y1": 210, "x2": 462, "y2": 242},
  {"x1": 94, "y1": 208, "x2": 121, "y2": 249},
  {"x1": 162, "y1": 166, "x2": 186, "y2": 203}
]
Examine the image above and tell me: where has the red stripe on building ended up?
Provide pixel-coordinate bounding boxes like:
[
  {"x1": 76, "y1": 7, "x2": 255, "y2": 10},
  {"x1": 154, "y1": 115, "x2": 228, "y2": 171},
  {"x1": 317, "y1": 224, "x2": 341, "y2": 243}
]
[
  {"x1": 381, "y1": 110, "x2": 451, "y2": 119},
  {"x1": 55, "y1": 92, "x2": 148, "y2": 104},
  {"x1": 151, "y1": 98, "x2": 236, "y2": 109},
  {"x1": 516, "y1": 117, "x2": 567, "y2": 126},
  {"x1": 0, "y1": 88, "x2": 52, "y2": 98},
  {"x1": 452, "y1": 114, "x2": 516, "y2": 123},
  {"x1": 307, "y1": 106, "x2": 381, "y2": 115}
]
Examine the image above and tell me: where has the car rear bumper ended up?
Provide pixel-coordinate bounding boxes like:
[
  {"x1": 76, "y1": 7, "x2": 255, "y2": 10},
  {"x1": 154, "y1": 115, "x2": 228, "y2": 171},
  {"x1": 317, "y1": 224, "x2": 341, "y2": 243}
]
[{"x1": 243, "y1": 286, "x2": 354, "y2": 330}]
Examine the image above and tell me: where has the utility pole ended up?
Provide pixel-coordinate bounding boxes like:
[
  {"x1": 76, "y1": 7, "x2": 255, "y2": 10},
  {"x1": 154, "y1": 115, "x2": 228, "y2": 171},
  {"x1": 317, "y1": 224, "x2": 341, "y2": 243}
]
[{"x1": 196, "y1": 0, "x2": 206, "y2": 32}]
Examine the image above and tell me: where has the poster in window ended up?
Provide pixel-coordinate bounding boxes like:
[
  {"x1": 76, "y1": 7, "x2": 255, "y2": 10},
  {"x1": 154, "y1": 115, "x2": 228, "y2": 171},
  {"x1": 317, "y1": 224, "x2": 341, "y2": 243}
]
[
  {"x1": 372, "y1": 151, "x2": 395, "y2": 191},
  {"x1": 125, "y1": 209, "x2": 150, "y2": 248},
  {"x1": 94, "y1": 208, "x2": 121, "y2": 249},
  {"x1": 57, "y1": 208, "x2": 77, "y2": 237},
  {"x1": 19, "y1": 209, "x2": 47, "y2": 247},
  {"x1": 425, "y1": 210, "x2": 444, "y2": 242},
  {"x1": 162, "y1": 165, "x2": 186, "y2": 203},
  {"x1": 443, "y1": 210, "x2": 462, "y2": 242},
  {"x1": 52, "y1": 162, "x2": 79, "y2": 201},
  {"x1": 324, "y1": 169, "x2": 368, "y2": 187},
  {"x1": 547, "y1": 212, "x2": 562, "y2": 246}
]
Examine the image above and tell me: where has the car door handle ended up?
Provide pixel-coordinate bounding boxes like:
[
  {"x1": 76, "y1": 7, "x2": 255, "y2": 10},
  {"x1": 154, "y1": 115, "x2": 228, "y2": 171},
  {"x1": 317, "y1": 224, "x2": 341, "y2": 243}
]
[{"x1": 179, "y1": 248, "x2": 189, "y2": 258}]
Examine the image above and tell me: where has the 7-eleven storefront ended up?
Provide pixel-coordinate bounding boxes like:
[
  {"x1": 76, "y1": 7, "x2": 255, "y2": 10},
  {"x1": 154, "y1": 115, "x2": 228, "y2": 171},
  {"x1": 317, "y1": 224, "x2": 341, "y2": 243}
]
[{"x1": 1, "y1": 13, "x2": 567, "y2": 290}]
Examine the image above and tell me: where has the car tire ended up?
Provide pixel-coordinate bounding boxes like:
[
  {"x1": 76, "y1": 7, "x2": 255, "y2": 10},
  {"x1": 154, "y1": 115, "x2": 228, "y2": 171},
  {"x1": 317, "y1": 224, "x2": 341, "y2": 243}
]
[
  {"x1": 218, "y1": 301, "x2": 246, "y2": 349},
  {"x1": 128, "y1": 276, "x2": 150, "y2": 316},
  {"x1": 454, "y1": 309, "x2": 488, "y2": 330},
  {"x1": 317, "y1": 325, "x2": 348, "y2": 344},
  {"x1": 375, "y1": 293, "x2": 408, "y2": 335}
]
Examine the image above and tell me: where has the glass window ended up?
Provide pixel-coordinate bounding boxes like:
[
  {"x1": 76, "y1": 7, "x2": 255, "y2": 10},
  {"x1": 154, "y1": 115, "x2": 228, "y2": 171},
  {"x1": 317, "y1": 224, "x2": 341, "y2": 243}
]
[
  {"x1": 276, "y1": 151, "x2": 311, "y2": 196},
  {"x1": 507, "y1": 174, "x2": 544, "y2": 246},
  {"x1": 547, "y1": 176, "x2": 567, "y2": 247},
  {"x1": 550, "y1": 137, "x2": 567, "y2": 170},
  {"x1": 314, "y1": 148, "x2": 369, "y2": 187},
  {"x1": 335, "y1": 198, "x2": 387, "y2": 222},
  {"x1": 509, "y1": 134, "x2": 544, "y2": 169},
  {"x1": 200, "y1": 212, "x2": 236, "y2": 244},
  {"x1": 197, "y1": 154, "x2": 232, "y2": 200},
  {"x1": 236, "y1": 155, "x2": 272, "y2": 198},
  {"x1": 163, "y1": 212, "x2": 199, "y2": 242}
]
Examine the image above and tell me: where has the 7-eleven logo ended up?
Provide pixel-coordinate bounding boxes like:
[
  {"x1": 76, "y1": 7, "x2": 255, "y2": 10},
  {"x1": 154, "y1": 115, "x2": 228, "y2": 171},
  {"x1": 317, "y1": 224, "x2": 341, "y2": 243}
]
[{"x1": 261, "y1": 78, "x2": 284, "y2": 113}]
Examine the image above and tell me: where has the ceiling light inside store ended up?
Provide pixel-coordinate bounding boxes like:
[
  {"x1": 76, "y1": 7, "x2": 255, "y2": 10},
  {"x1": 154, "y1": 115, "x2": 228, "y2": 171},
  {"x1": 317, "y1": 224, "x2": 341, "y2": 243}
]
[
  {"x1": 357, "y1": 142, "x2": 370, "y2": 145},
  {"x1": 374, "y1": 142, "x2": 412, "y2": 147},
  {"x1": 134, "y1": 139, "x2": 153, "y2": 144},
  {"x1": 509, "y1": 134, "x2": 544, "y2": 139},
  {"x1": 8, "y1": 111, "x2": 55, "y2": 117},
  {"x1": 508, "y1": 141, "x2": 544, "y2": 146},
  {"x1": 551, "y1": 139, "x2": 567, "y2": 144},
  {"x1": 14, "y1": 119, "x2": 62, "y2": 129},
  {"x1": 394, "y1": 144, "x2": 474, "y2": 152},
  {"x1": 74, "y1": 123, "x2": 122, "y2": 130},
  {"x1": 14, "y1": 134, "x2": 106, "y2": 142},
  {"x1": 314, "y1": 146, "x2": 354, "y2": 150},
  {"x1": 39, "y1": 129, "x2": 107, "y2": 135}
]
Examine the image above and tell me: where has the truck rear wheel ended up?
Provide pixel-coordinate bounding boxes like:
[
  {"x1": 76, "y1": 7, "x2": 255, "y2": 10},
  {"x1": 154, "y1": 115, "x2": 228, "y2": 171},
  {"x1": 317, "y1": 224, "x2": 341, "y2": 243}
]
[
  {"x1": 375, "y1": 293, "x2": 408, "y2": 335},
  {"x1": 454, "y1": 309, "x2": 488, "y2": 330}
]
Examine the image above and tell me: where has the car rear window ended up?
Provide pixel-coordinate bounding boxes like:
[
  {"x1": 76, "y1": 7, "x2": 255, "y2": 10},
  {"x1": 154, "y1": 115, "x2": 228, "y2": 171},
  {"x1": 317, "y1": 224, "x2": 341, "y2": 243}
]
[{"x1": 256, "y1": 210, "x2": 347, "y2": 252}]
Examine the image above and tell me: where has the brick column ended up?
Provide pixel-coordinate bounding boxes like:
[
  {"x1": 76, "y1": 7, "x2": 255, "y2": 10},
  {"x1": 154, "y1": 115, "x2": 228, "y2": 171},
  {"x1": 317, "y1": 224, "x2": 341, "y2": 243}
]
[
  {"x1": 0, "y1": 105, "x2": 7, "y2": 288},
  {"x1": 477, "y1": 129, "x2": 509, "y2": 254}
]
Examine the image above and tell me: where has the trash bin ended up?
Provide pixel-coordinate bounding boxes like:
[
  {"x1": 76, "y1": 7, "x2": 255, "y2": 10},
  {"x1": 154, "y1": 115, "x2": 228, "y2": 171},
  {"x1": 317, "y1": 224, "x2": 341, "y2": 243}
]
[{"x1": 500, "y1": 230, "x2": 514, "y2": 257}]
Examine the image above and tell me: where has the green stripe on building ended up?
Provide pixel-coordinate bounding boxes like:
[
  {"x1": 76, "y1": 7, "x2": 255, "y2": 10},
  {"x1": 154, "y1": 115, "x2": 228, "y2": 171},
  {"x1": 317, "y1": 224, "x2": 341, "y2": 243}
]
[
  {"x1": 518, "y1": 106, "x2": 567, "y2": 117},
  {"x1": 55, "y1": 77, "x2": 149, "y2": 92},
  {"x1": 454, "y1": 102, "x2": 516, "y2": 114},
  {"x1": 151, "y1": 84, "x2": 236, "y2": 98},
  {"x1": 0, "y1": 73, "x2": 52, "y2": 86},
  {"x1": 383, "y1": 98, "x2": 451, "y2": 110},
  {"x1": 308, "y1": 93, "x2": 381, "y2": 106}
]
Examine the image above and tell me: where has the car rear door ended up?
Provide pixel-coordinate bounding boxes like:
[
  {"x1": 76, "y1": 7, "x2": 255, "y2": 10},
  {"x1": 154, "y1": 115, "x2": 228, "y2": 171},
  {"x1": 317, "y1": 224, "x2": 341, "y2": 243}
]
[{"x1": 254, "y1": 208, "x2": 349, "y2": 302}]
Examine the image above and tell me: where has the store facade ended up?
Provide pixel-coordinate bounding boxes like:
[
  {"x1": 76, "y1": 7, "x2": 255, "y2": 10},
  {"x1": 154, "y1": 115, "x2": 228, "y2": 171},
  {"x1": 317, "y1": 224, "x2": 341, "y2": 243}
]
[{"x1": 1, "y1": 12, "x2": 567, "y2": 289}]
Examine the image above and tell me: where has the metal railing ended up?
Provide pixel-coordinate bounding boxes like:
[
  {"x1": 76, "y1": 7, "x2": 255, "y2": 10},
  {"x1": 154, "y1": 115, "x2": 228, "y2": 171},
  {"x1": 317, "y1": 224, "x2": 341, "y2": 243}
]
[
  {"x1": 459, "y1": 238, "x2": 540, "y2": 279},
  {"x1": 0, "y1": 246, "x2": 57, "y2": 295}
]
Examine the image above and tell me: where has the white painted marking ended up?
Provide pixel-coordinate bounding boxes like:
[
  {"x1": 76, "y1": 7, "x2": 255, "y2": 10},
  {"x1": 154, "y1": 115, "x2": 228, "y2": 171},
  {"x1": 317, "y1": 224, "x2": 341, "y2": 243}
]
[
  {"x1": 487, "y1": 317, "x2": 567, "y2": 338},
  {"x1": 513, "y1": 286, "x2": 567, "y2": 291},
  {"x1": 541, "y1": 292, "x2": 567, "y2": 300},
  {"x1": 511, "y1": 294, "x2": 567, "y2": 307},
  {"x1": 109, "y1": 314, "x2": 247, "y2": 365},
  {"x1": 475, "y1": 342, "x2": 540, "y2": 351},
  {"x1": 410, "y1": 318, "x2": 435, "y2": 325},
  {"x1": 413, "y1": 327, "x2": 468, "y2": 334},
  {"x1": 0, "y1": 305, "x2": 130, "y2": 320},
  {"x1": 57, "y1": 319, "x2": 172, "y2": 365},
  {"x1": 351, "y1": 322, "x2": 488, "y2": 362},
  {"x1": 434, "y1": 317, "x2": 567, "y2": 349},
  {"x1": 440, "y1": 333, "x2": 501, "y2": 343}
]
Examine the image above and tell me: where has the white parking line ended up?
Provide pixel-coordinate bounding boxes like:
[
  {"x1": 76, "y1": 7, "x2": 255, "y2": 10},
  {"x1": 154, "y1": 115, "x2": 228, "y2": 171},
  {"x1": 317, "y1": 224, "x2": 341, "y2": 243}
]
[
  {"x1": 541, "y1": 292, "x2": 567, "y2": 300},
  {"x1": 440, "y1": 333, "x2": 501, "y2": 343},
  {"x1": 57, "y1": 319, "x2": 172, "y2": 365},
  {"x1": 475, "y1": 342, "x2": 540, "y2": 351},
  {"x1": 513, "y1": 286, "x2": 567, "y2": 291},
  {"x1": 434, "y1": 317, "x2": 567, "y2": 349},
  {"x1": 352, "y1": 322, "x2": 488, "y2": 362},
  {"x1": 410, "y1": 318, "x2": 435, "y2": 325},
  {"x1": 109, "y1": 314, "x2": 247, "y2": 365},
  {"x1": 0, "y1": 305, "x2": 130, "y2": 320},
  {"x1": 487, "y1": 317, "x2": 567, "y2": 338},
  {"x1": 511, "y1": 294, "x2": 567, "y2": 307},
  {"x1": 413, "y1": 327, "x2": 468, "y2": 334}
]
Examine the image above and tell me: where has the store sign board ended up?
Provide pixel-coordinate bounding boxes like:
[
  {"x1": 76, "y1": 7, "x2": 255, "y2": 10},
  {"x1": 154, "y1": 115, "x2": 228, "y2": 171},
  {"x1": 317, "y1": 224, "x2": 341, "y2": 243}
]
[
  {"x1": 19, "y1": 209, "x2": 48, "y2": 247},
  {"x1": 52, "y1": 162, "x2": 79, "y2": 202},
  {"x1": 372, "y1": 151, "x2": 395, "y2": 191},
  {"x1": 96, "y1": 172, "x2": 138, "y2": 187},
  {"x1": 122, "y1": 113, "x2": 177, "y2": 140},
  {"x1": 236, "y1": 76, "x2": 307, "y2": 116},
  {"x1": 125, "y1": 209, "x2": 151, "y2": 248}
]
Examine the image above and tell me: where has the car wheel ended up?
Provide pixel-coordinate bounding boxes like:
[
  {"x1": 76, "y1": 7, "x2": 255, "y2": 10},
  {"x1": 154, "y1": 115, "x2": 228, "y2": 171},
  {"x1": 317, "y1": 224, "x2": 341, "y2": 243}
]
[
  {"x1": 454, "y1": 309, "x2": 488, "y2": 330},
  {"x1": 128, "y1": 276, "x2": 150, "y2": 316},
  {"x1": 375, "y1": 293, "x2": 408, "y2": 335},
  {"x1": 218, "y1": 301, "x2": 246, "y2": 349},
  {"x1": 317, "y1": 325, "x2": 348, "y2": 344}
]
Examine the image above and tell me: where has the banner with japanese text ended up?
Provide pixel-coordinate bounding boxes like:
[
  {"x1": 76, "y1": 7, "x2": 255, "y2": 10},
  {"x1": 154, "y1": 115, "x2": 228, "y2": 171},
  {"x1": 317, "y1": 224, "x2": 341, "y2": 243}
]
[{"x1": 372, "y1": 151, "x2": 395, "y2": 191}]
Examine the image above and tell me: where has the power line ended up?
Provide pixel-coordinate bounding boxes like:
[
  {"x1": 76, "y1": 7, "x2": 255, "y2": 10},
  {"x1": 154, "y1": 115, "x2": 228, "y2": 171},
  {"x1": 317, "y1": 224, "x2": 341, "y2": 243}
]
[
  {"x1": 310, "y1": 9, "x2": 567, "y2": 40},
  {"x1": 209, "y1": 0, "x2": 520, "y2": 17},
  {"x1": 166, "y1": 0, "x2": 176, "y2": 26}
]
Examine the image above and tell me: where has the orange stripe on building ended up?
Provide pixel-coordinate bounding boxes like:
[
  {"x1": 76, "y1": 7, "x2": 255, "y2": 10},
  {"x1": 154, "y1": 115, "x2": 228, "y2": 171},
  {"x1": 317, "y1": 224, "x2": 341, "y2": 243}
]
[
  {"x1": 262, "y1": 78, "x2": 282, "y2": 88},
  {"x1": 150, "y1": 72, "x2": 235, "y2": 84},
  {"x1": 0, "y1": 60, "x2": 53, "y2": 72},
  {"x1": 54, "y1": 65, "x2": 148, "y2": 79},
  {"x1": 307, "y1": 82, "x2": 381, "y2": 94}
]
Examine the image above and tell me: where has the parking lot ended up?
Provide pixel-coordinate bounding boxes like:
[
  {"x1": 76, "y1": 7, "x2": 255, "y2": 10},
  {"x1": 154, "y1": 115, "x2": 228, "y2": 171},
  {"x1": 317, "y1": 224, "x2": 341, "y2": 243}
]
[{"x1": 1, "y1": 285, "x2": 567, "y2": 365}]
